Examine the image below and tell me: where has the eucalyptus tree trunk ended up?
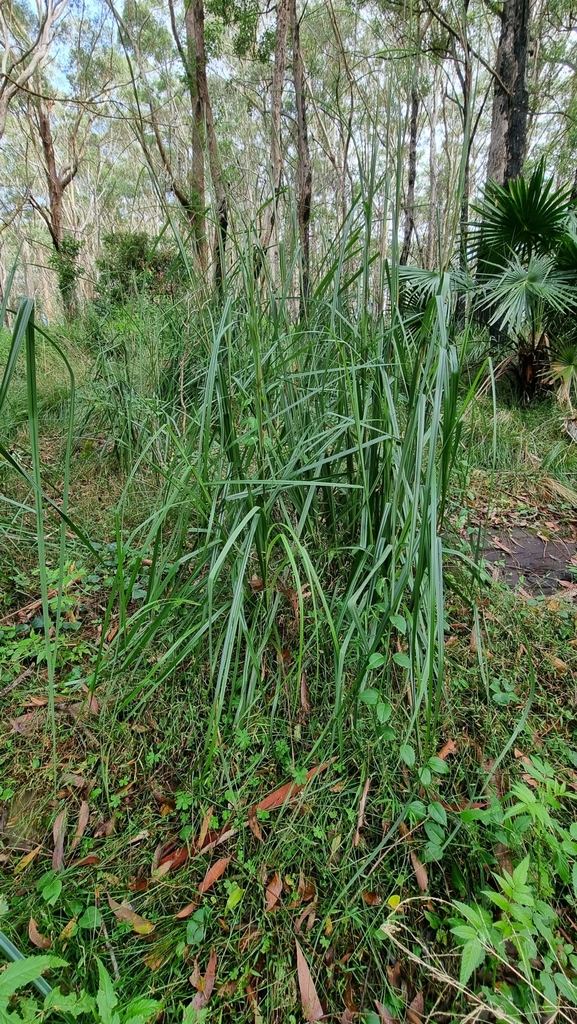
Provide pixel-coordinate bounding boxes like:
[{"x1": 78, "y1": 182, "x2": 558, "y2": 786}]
[
  {"x1": 186, "y1": 0, "x2": 228, "y2": 294},
  {"x1": 290, "y1": 0, "x2": 312, "y2": 317},
  {"x1": 426, "y1": 82, "x2": 438, "y2": 270},
  {"x1": 400, "y1": 85, "x2": 419, "y2": 266},
  {"x1": 255, "y1": 0, "x2": 289, "y2": 281},
  {"x1": 486, "y1": 0, "x2": 530, "y2": 185}
]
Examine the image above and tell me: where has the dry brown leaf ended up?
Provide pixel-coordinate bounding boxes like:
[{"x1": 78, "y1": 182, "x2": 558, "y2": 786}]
[
  {"x1": 93, "y1": 817, "x2": 115, "y2": 838},
  {"x1": 198, "y1": 856, "x2": 231, "y2": 894},
  {"x1": 70, "y1": 855, "x2": 100, "y2": 868},
  {"x1": 81, "y1": 684, "x2": 99, "y2": 715},
  {"x1": 59, "y1": 918, "x2": 77, "y2": 941},
  {"x1": 52, "y1": 808, "x2": 67, "y2": 871},
  {"x1": 175, "y1": 902, "x2": 198, "y2": 920},
  {"x1": 374, "y1": 1001, "x2": 397, "y2": 1023},
  {"x1": 387, "y1": 962, "x2": 402, "y2": 991},
  {"x1": 196, "y1": 806, "x2": 214, "y2": 851},
  {"x1": 218, "y1": 979, "x2": 238, "y2": 999},
  {"x1": 248, "y1": 805, "x2": 263, "y2": 842},
  {"x1": 239, "y1": 925, "x2": 262, "y2": 953},
  {"x1": 191, "y1": 948, "x2": 218, "y2": 1010},
  {"x1": 294, "y1": 903, "x2": 316, "y2": 934},
  {"x1": 252, "y1": 761, "x2": 333, "y2": 815},
  {"x1": 69, "y1": 801, "x2": 90, "y2": 855},
  {"x1": 10, "y1": 712, "x2": 40, "y2": 735},
  {"x1": 28, "y1": 918, "x2": 51, "y2": 949},
  {"x1": 547, "y1": 655, "x2": 568, "y2": 677},
  {"x1": 341, "y1": 1011, "x2": 356, "y2": 1023},
  {"x1": 143, "y1": 953, "x2": 165, "y2": 972},
  {"x1": 107, "y1": 896, "x2": 155, "y2": 935},
  {"x1": 410, "y1": 851, "x2": 428, "y2": 893},
  {"x1": 265, "y1": 871, "x2": 283, "y2": 911},
  {"x1": 249, "y1": 577, "x2": 265, "y2": 593},
  {"x1": 14, "y1": 844, "x2": 42, "y2": 875},
  {"x1": 407, "y1": 991, "x2": 424, "y2": 1024},
  {"x1": 437, "y1": 739, "x2": 457, "y2": 760},
  {"x1": 353, "y1": 777, "x2": 371, "y2": 848},
  {"x1": 296, "y1": 939, "x2": 324, "y2": 1021},
  {"x1": 362, "y1": 891, "x2": 382, "y2": 906}
]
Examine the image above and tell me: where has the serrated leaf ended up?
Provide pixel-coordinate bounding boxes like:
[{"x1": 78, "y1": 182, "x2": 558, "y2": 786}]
[
  {"x1": 96, "y1": 959, "x2": 118, "y2": 1024},
  {"x1": 554, "y1": 972, "x2": 577, "y2": 1005},
  {"x1": 459, "y1": 939, "x2": 486, "y2": 986},
  {"x1": 0, "y1": 956, "x2": 65, "y2": 1001},
  {"x1": 428, "y1": 802, "x2": 447, "y2": 826}
]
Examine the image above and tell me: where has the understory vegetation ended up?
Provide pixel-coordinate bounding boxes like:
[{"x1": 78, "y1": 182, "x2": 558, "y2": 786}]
[
  {"x1": 1, "y1": 219, "x2": 577, "y2": 1023},
  {"x1": 2, "y1": 0, "x2": 577, "y2": 1017}
]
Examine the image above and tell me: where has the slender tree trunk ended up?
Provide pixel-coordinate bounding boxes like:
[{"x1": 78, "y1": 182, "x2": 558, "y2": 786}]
[
  {"x1": 37, "y1": 99, "x2": 64, "y2": 251},
  {"x1": 486, "y1": 0, "x2": 530, "y2": 185},
  {"x1": 426, "y1": 83, "x2": 437, "y2": 270},
  {"x1": 400, "y1": 85, "x2": 419, "y2": 266},
  {"x1": 183, "y1": 0, "x2": 208, "y2": 270},
  {"x1": 290, "y1": 0, "x2": 312, "y2": 317},
  {"x1": 255, "y1": 0, "x2": 289, "y2": 281},
  {"x1": 189, "y1": 0, "x2": 228, "y2": 293}
]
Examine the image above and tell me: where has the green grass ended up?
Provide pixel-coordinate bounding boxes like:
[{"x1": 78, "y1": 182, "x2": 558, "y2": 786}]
[{"x1": 1, "y1": 250, "x2": 577, "y2": 1021}]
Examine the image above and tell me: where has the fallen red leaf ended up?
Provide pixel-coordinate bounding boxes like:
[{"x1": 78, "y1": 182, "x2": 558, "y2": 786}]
[
  {"x1": 198, "y1": 856, "x2": 231, "y2": 894},
  {"x1": 93, "y1": 817, "x2": 115, "y2": 839},
  {"x1": 265, "y1": 871, "x2": 283, "y2": 912},
  {"x1": 362, "y1": 891, "x2": 382, "y2": 906},
  {"x1": 52, "y1": 808, "x2": 67, "y2": 871},
  {"x1": 410, "y1": 851, "x2": 428, "y2": 893},
  {"x1": 374, "y1": 1000, "x2": 397, "y2": 1023},
  {"x1": 196, "y1": 806, "x2": 214, "y2": 851},
  {"x1": 296, "y1": 939, "x2": 324, "y2": 1021},
  {"x1": 407, "y1": 991, "x2": 424, "y2": 1024},
  {"x1": 294, "y1": 903, "x2": 316, "y2": 934},
  {"x1": 191, "y1": 948, "x2": 218, "y2": 1010},
  {"x1": 28, "y1": 918, "x2": 51, "y2": 949},
  {"x1": 252, "y1": 761, "x2": 333, "y2": 815},
  {"x1": 70, "y1": 855, "x2": 100, "y2": 868},
  {"x1": 175, "y1": 902, "x2": 198, "y2": 920},
  {"x1": 69, "y1": 801, "x2": 90, "y2": 855},
  {"x1": 81, "y1": 684, "x2": 99, "y2": 715},
  {"x1": 248, "y1": 805, "x2": 263, "y2": 842},
  {"x1": 437, "y1": 739, "x2": 457, "y2": 760}
]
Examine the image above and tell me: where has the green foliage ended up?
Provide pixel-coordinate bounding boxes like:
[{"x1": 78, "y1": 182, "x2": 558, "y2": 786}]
[
  {"x1": 48, "y1": 236, "x2": 84, "y2": 317},
  {"x1": 96, "y1": 232, "x2": 180, "y2": 304},
  {"x1": 474, "y1": 162, "x2": 573, "y2": 266}
]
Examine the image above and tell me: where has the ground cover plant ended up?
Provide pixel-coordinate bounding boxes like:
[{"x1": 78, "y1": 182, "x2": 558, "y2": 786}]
[{"x1": 1, "y1": 210, "x2": 577, "y2": 1024}]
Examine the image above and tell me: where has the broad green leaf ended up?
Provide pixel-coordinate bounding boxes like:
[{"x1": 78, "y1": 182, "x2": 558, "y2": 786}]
[
  {"x1": 359, "y1": 687, "x2": 380, "y2": 706},
  {"x1": 393, "y1": 652, "x2": 411, "y2": 670},
  {"x1": 96, "y1": 959, "x2": 118, "y2": 1024},
  {"x1": 554, "y1": 973, "x2": 577, "y2": 1005},
  {"x1": 400, "y1": 744, "x2": 415, "y2": 767},
  {"x1": 428, "y1": 802, "x2": 447, "y2": 826},
  {"x1": 390, "y1": 614, "x2": 406, "y2": 634},
  {"x1": 43, "y1": 987, "x2": 96, "y2": 1017},
  {"x1": 78, "y1": 906, "x2": 102, "y2": 930},
  {"x1": 459, "y1": 939, "x2": 486, "y2": 986},
  {"x1": 367, "y1": 654, "x2": 386, "y2": 670},
  {"x1": 376, "y1": 702, "x2": 392, "y2": 724},
  {"x1": 0, "y1": 956, "x2": 65, "y2": 1002}
]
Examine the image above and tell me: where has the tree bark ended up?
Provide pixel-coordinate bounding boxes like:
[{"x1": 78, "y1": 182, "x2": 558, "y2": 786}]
[
  {"x1": 183, "y1": 0, "x2": 227, "y2": 292},
  {"x1": 486, "y1": 0, "x2": 530, "y2": 185},
  {"x1": 255, "y1": 0, "x2": 289, "y2": 281},
  {"x1": 290, "y1": 0, "x2": 312, "y2": 317},
  {"x1": 400, "y1": 85, "x2": 419, "y2": 266}
]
